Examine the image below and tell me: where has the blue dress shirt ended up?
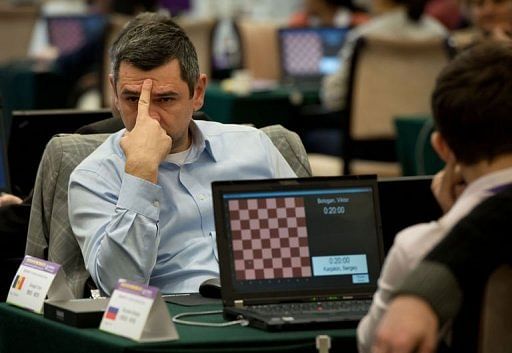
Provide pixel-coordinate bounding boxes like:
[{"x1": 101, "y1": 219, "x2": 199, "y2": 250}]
[{"x1": 69, "y1": 121, "x2": 296, "y2": 295}]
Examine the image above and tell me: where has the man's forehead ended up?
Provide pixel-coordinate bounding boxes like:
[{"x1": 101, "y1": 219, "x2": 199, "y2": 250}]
[
  {"x1": 120, "y1": 83, "x2": 176, "y2": 95},
  {"x1": 117, "y1": 60, "x2": 185, "y2": 93},
  {"x1": 118, "y1": 60, "x2": 182, "y2": 78}
]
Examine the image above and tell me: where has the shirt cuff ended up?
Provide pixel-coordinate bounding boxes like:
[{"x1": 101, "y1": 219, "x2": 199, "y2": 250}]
[
  {"x1": 394, "y1": 261, "x2": 463, "y2": 326},
  {"x1": 117, "y1": 172, "x2": 162, "y2": 221}
]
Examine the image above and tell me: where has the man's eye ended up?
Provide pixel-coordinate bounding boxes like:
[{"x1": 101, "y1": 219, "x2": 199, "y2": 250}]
[
  {"x1": 126, "y1": 97, "x2": 139, "y2": 103},
  {"x1": 157, "y1": 97, "x2": 173, "y2": 103}
]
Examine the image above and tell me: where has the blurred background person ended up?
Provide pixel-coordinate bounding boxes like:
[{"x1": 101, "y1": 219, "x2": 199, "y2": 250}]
[
  {"x1": 451, "y1": 0, "x2": 512, "y2": 48},
  {"x1": 321, "y1": 0, "x2": 447, "y2": 111},
  {"x1": 301, "y1": 0, "x2": 446, "y2": 158},
  {"x1": 471, "y1": 0, "x2": 512, "y2": 35},
  {"x1": 289, "y1": 0, "x2": 370, "y2": 28},
  {"x1": 425, "y1": 0, "x2": 464, "y2": 30}
]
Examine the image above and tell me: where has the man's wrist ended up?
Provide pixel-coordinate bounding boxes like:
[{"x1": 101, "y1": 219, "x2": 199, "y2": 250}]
[{"x1": 125, "y1": 159, "x2": 159, "y2": 183}]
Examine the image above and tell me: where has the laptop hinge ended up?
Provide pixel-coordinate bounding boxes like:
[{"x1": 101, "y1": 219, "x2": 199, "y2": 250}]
[{"x1": 234, "y1": 299, "x2": 244, "y2": 308}]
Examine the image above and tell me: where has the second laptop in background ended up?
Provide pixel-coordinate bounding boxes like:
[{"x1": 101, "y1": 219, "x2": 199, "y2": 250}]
[{"x1": 278, "y1": 27, "x2": 349, "y2": 89}]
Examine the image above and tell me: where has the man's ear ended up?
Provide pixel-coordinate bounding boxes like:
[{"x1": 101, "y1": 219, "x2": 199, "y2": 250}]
[
  {"x1": 431, "y1": 131, "x2": 456, "y2": 164},
  {"x1": 109, "y1": 74, "x2": 120, "y2": 112},
  {"x1": 192, "y1": 74, "x2": 208, "y2": 111}
]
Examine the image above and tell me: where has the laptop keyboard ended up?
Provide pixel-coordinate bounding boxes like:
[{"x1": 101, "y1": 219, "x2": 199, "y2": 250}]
[{"x1": 249, "y1": 300, "x2": 370, "y2": 316}]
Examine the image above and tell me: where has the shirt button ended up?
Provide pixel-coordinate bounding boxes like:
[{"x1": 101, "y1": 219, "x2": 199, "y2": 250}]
[
  {"x1": 198, "y1": 194, "x2": 206, "y2": 201},
  {"x1": 153, "y1": 200, "x2": 159, "y2": 207}
]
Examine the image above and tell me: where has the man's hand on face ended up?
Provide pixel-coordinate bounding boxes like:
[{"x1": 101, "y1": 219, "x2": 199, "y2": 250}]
[
  {"x1": 121, "y1": 79, "x2": 172, "y2": 184},
  {"x1": 431, "y1": 160, "x2": 466, "y2": 214}
]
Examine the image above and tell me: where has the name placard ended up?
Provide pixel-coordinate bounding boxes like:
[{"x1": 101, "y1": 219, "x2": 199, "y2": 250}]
[
  {"x1": 7, "y1": 255, "x2": 73, "y2": 313},
  {"x1": 99, "y1": 279, "x2": 179, "y2": 342}
]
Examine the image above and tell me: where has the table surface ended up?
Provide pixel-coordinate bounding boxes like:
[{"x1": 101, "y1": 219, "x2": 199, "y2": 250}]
[
  {"x1": 202, "y1": 82, "x2": 319, "y2": 128},
  {"x1": 0, "y1": 301, "x2": 358, "y2": 353}
]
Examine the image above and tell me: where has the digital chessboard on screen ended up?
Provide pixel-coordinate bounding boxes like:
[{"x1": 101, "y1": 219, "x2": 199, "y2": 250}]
[{"x1": 213, "y1": 176, "x2": 385, "y2": 298}]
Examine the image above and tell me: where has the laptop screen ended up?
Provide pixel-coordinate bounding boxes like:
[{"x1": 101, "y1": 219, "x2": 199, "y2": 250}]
[
  {"x1": 0, "y1": 117, "x2": 10, "y2": 193},
  {"x1": 378, "y1": 176, "x2": 442, "y2": 254},
  {"x1": 9, "y1": 109, "x2": 113, "y2": 196},
  {"x1": 278, "y1": 27, "x2": 349, "y2": 83},
  {"x1": 213, "y1": 176, "x2": 384, "y2": 304},
  {"x1": 46, "y1": 14, "x2": 106, "y2": 55}
]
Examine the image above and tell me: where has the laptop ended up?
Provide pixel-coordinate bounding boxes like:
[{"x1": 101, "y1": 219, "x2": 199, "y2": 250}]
[
  {"x1": 8, "y1": 108, "x2": 113, "y2": 196},
  {"x1": 46, "y1": 14, "x2": 106, "y2": 55},
  {"x1": 378, "y1": 176, "x2": 442, "y2": 254},
  {"x1": 0, "y1": 108, "x2": 10, "y2": 194},
  {"x1": 277, "y1": 27, "x2": 349, "y2": 89},
  {"x1": 212, "y1": 175, "x2": 385, "y2": 331}
]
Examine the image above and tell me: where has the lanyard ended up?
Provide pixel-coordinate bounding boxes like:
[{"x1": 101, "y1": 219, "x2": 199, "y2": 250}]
[{"x1": 488, "y1": 182, "x2": 512, "y2": 194}]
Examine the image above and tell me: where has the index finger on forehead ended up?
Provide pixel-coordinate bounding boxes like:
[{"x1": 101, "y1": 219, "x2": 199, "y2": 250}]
[{"x1": 138, "y1": 79, "x2": 152, "y2": 114}]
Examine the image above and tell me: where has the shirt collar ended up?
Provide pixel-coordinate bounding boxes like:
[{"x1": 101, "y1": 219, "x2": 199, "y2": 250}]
[
  {"x1": 463, "y1": 166, "x2": 512, "y2": 197},
  {"x1": 186, "y1": 120, "x2": 221, "y2": 163}
]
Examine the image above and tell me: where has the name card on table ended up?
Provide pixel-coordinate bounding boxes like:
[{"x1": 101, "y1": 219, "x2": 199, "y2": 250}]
[
  {"x1": 6, "y1": 255, "x2": 73, "y2": 314},
  {"x1": 99, "y1": 279, "x2": 179, "y2": 343}
]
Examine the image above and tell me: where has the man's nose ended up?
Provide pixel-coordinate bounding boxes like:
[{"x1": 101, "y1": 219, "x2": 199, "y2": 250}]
[{"x1": 148, "y1": 109, "x2": 160, "y2": 122}]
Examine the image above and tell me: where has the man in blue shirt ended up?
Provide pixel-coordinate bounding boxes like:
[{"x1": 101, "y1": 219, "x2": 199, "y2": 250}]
[{"x1": 68, "y1": 13, "x2": 295, "y2": 296}]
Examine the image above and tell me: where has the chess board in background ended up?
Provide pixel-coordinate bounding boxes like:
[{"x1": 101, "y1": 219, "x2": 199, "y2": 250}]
[
  {"x1": 46, "y1": 14, "x2": 106, "y2": 55},
  {"x1": 278, "y1": 27, "x2": 349, "y2": 84}
]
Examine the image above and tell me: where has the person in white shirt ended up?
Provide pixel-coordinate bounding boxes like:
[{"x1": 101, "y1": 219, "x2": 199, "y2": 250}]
[
  {"x1": 321, "y1": 0, "x2": 446, "y2": 110},
  {"x1": 357, "y1": 41, "x2": 512, "y2": 353},
  {"x1": 288, "y1": 0, "x2": 370, "y2": 28}
]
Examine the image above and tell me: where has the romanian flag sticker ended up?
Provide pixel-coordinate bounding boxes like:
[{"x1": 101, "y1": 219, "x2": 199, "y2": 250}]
[
  {"x1": 11, "y1": 275, "x2": 26, "y2": 290},
  {"x1": 105, "y1": 306, "x2": 119, "y2": 320}
]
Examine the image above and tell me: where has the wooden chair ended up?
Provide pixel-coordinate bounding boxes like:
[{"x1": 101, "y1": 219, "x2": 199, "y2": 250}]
[
  {"x1": 101, "y1": 14, "x2": 130, "y2": 108},
  {"x1": 175, "y1": 17, "x2": 215, "y2": 78},
  {"x1": 237, "y1": 19, "x2": 280, "y2": 81},
  {"x1": 0, "y1": 4, "x2": 39, "y2": 64},
  {"x1": 479, "y1": 265, "x2": 512, "y2": 353},
  {"x1": 341, "y1": 35, "x2": 452, "y2": 175}
]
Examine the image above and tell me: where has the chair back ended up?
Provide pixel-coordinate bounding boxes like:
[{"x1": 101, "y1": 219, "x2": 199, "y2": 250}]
[
  {"x1": 25, "y1": 125, "x2": 311, "y2": 297},
  {"x1": 0, "y1": 4, "x2": 39, "y2": 64},
  {"x1": 101, "y1": 14, "x2": 130, "y2": 107},
  {"x1": 479, "y1": 265, "x2": 512, "y2": 353},
  {"x1": 176, "y1": 17, "x2": 215, "y2": 78},
  {"x1": 394, "y1": 116, "x2": 444, "y2": 176},
  {"x1": 348, "y1": 35, "x2": 449, "y2": 139},
  {"x1": 237, "y1": 20, "x2": 280, "y2": 81},
  {"x1": 342, "y1": 35, "x2": 451, "y2": 174}
]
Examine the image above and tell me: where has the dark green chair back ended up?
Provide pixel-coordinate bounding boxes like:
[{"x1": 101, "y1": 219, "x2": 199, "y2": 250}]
[{"x1": 394, "y1": 116, "x2": 444, "y2": 176}]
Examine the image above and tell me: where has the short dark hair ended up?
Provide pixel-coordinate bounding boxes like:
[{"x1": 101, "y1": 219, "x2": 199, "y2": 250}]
[
  {"x1": 394, "y1": 0, "x2": 428, "y2": 22},
  {"x1": 432, "y1": 41, "x2": 512, "y2": 164},
  {"x1": 110, "y1": 12, "x2": 199, "y2": 97},
  {"x1": 325, "y1": 0, "x2": 361, "y2": 11}
]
